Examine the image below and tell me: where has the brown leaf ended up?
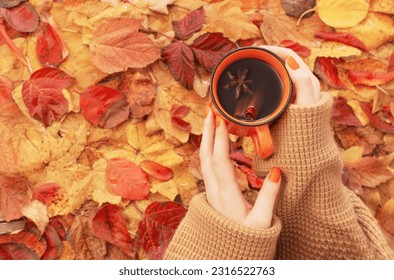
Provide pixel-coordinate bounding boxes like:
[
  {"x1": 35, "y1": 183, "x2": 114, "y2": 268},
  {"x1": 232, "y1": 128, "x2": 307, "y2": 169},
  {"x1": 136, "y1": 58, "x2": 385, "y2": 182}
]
[
  {"x1": 172, "y1": 6, "x2": 204, "y2": 40},
  {"x1": 281, "y1": 0, "x2": 315, "y2": 18},
  {"x1": 69, "y1": 215, "x2": 106, "y2": 260},
  {"x1": 0, "y1": 175, "x2": 30, "y2": 222},
  {"x1": 0, "y1": 243, "x2": 39, "y2": 260},
  {"x1": 117, "y1": 71, "x2": 156, "y2": 119},
  {"x1": 378, "y1": 199, "x2": 394, "y2": 235},
  {"x1": 331, "y1": 96, "x2": 363, "y2": 127},
  {"x1": 90, "y1": 18, "x2": 160, "y2": 73},
  {"x1": 335, "y1": 126, "x2": 383, "y2": 155},
  {"x1": 21, "y1": 200, "x2": 49, "y2": 234},
  {"x1": 92, "y1": 204, "x2": 136, "y2": 257},
  {"x1": 41, "y1": 225, "x2": 62, "y2": 260}
]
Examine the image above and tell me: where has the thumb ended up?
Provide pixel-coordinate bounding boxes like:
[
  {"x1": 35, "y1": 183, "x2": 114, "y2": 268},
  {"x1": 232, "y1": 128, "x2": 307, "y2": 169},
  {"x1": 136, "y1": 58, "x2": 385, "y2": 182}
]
[
  {"x1": 286, "y1": 56, "x2": 318, "y2": 106},
  {"x1": 246, "y1": 167, "x2": 281, "y2": 229}
]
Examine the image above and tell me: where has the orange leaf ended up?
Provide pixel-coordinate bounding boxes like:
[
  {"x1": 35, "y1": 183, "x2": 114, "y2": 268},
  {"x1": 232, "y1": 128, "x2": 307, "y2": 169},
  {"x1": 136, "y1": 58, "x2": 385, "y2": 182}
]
[
  {"x1": 140, "y1": 160, "x2": 174, "y2": 182},
  {"x1": 348, "y1": 70, "x2": 394, "y2": 86},
  {"x1": 0, "y1": 175, "x2": 30, "y2": 222},
  {"x1": 90, "y1": 18, "x2": 160, "y2": 74}
]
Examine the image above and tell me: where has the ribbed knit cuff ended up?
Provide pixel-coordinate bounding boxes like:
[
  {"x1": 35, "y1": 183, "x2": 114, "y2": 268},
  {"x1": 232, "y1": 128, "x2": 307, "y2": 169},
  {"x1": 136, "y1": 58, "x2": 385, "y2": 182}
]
[
  {"x1": 254, "y1": 92, "x2": 336, "y2": 177},
  {"x1": 164, "y1": 193, "x2": 282, "y2": 260}
]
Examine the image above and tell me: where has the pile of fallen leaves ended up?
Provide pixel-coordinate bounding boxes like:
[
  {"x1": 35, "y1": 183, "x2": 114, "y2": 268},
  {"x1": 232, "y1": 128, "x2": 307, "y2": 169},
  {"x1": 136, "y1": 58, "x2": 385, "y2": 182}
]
[{"x1": 0, "y1": 0, "x2": 393, "y2": 260}]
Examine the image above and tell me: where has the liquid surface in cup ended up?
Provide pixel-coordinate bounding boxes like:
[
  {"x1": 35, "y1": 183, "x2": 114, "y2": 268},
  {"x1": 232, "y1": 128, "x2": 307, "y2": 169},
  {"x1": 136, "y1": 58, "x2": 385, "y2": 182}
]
[{"x1": 217, "y1": 58, "x2": 283, "y2": 122}]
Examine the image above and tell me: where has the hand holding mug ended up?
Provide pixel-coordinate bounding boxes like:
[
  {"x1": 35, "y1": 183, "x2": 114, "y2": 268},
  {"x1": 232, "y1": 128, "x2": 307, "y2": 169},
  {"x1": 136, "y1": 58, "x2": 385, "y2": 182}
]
[{"x1": 200, "y1": 47, "x2": 321, "y2": 229}]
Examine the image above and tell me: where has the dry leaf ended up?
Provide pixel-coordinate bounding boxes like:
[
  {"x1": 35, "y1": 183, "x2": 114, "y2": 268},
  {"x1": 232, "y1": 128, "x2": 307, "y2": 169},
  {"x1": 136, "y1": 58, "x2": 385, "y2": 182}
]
[
  {"x1": 21, "y1": 200, "x2": 49, "y2": 234},
  {"x1": 378, "y1": 199, "x2": 394, "y2": 235}
]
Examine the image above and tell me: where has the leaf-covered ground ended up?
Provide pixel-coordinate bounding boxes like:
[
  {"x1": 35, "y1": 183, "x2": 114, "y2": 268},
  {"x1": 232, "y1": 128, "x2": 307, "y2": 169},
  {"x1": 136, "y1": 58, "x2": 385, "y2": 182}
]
[{"x1": 0, "y1": 0, "x2": 393, "y2": 259}]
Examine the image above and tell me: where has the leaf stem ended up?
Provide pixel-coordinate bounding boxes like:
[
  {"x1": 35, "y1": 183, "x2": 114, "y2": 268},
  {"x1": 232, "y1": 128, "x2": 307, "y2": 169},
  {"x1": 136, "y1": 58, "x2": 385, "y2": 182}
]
[
  {"x1": 0, "y1": 22, "x2": 27, "y2": 65},
  {"x1": 296, "y1": 8, "x2": 316, "y2": 26}
]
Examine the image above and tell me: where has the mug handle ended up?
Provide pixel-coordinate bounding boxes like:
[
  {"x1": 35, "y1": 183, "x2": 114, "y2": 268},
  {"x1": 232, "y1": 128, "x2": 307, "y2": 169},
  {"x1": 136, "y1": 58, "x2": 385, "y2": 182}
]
[{"x1": 250, "y1": 124, "x2": 274, "y2": 159}]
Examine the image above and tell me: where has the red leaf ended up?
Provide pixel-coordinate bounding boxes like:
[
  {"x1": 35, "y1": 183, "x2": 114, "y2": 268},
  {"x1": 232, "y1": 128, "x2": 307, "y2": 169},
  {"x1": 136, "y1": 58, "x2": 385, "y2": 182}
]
[
  {"x1": 41, "y1": 225, "x2": 62, "y2": 260},
  {"x1": 0, "y1": 75, "x2": 13, "y2": 105},
  {"x1": 172, "y1": 6, "x2": 204, "y2": 40},
  {"x1": 32, "y1": 183, "x2": 63, "y2": 207},
  {"x1": 238, "y1": 165, "x2": 263, "y2": 189},
  {"x1": 36, "y1": 22, "x2": 68, "y2": 67},
  {"x1": 229, "y1": 151, "x2": 253, "y2": 167},
  {"x1": 314, "y1": 57, "x2": 345, "y2": 89},
  {"x1": 90, "y1": 18, "x2": 160, "y2": 73},
  {"x1": 389, "y1": 52, "x2": 394, "y2": 72},
  {"x1": 22, "y1": 67, "x2": 74, "y2": 126},
  {"x1": 0, "y1": 175, "x2": 30, "y2": 221},
  {"x1": 315, "y1": 31, "x2": 368, "y2": 51},
  {"x1": 105, "y1": 158, "x2": 150, "y2": 200},
  {"x1": 190, "y1": 32, "x2": 236, "y2": 70},
  {"x1": 279, "y1": 39, "x2": 311, "y2": 57},
  {"x1": 0, "y1": 2, "x2": 38, "y2": 33},
  {"x1": 140, "y1": 160, "x2": 174, "y2": 182},
  {"x1": 0, "y1": 221, "x2": 47, "y2": 257},
  {"x1": 170, "y1": 104, "x2": 190, "y2": 118},
  {"x1": 348, "y1": 70, "x2": 394, "y2": 86},
  {"x1": 98, "y1": 97, "x2": 129, "y2": 129},
  {"x1": 136, "y1": 201, "x2": 187, "y2": 259},
  {"x1": 162, "y1": 41, "x2": 195, "y2": 89},
  {"x1": 0, "y1": 243, "x2": 39, "y2": 260},
  {"x1": 360, "y1": 102, "x2": 394, "y2": 133},
  {"x1": 171, "y1": 116, "x2": 192, "y2": 132},
  {"x1": 0, "y1": 19, "x2": 27, "y2": 65},
  {"x1": 92, "y1": 204, "x2": 136, "y2": 256},
  {"x1": 48, "y1": 216, "x2": 69, "y2": 241},
  {"x1": 331, "y1": 96, "x2": 363, "y2": 127},
  {"x1": 80, "y1": 85, "x2": 128, "y2": 128}
]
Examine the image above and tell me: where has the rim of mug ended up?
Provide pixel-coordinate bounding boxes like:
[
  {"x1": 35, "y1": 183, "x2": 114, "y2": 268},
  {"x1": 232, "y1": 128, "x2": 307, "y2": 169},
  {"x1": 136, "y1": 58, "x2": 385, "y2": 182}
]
[{"x1": 209, "y1": 46, "x2": 293, "y2": 127}]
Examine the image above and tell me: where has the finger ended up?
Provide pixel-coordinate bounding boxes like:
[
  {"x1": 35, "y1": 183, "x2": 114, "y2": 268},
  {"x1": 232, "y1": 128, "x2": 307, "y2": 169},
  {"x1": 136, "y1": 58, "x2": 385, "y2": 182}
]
[
  {"x1": 212, "y1": 118, "x2": 238, "y2": 188},
  {"x1": 247, "y1": 167, "x2": 281, "y2": 229},
  {"x1": 259, "y1": 45, "x2": 309, "y2": 72},
  {"x1": 199, "y1": 109, "x2": 219, "y2": 198},
  {"x1": 286, "y1": 56, "x2": 318, "y2": 106}
]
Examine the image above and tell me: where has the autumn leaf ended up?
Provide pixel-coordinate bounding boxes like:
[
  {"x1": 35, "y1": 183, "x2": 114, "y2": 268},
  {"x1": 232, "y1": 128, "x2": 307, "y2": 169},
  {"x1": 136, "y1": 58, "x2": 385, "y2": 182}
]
[
  {"x1": 314, "y1": 57, "x2": 345, "y2": 89},
  {"x1": 229, "y1": 150, "x2": 253, "y2": 167},
  {"x1": 360, "y1": 102, "x2": 394, "y2": 133},
  {"x1": 348, "y1": 71, "x2": 394, "y2": 86},
  {"x1": 22, "y1": 67, "x2": 75, "y2": 126},
  {"x1": 136, "y1": 201, "x2": 186, "y2": 259},
  {"x1": 237, "y1": 165, "x2": 263, "y2": 189},
  {"x1": 378, "y1": 199, "x2": 394, "y2": 235},
  {"x1": 21, "y1": 200, "x2": 49, "y2": 234},
  {"x1": 389, "y1": 52, "x2": 394, "y2": 72},
  {"x1": 281, "y1": 0, "x2": 315, "y2": 18},
  {"x1": 170, "y1": 104, "x2": 192, "y2": 132},
  {"x1": 92, "y1": 204, "x2": 136, "y2": 257},
  {"x1": 36, "y1": 21, "x2": 68, "y2": 67},
  {"x1": 90, "y1": 17, "x2": 160, "y2": 73},
  {"x1": 279, "y1": 39, "x2": 311, "y2": 57},
  {"x1": 0, "y1": 75, "x2": 13, "y2": 105},
  {"x1": 0, "y1": 243, "x2": 39, "y2": 260},
  {"x1": 80, "y1": 85, "x2": 129, "y2": 128},
  {"x1": 140, "y1": 160, "x2": 174, "y2": 182},
  {"x1": 32, "y1": 183, "x2": 63, "y2": 207},
  {"x1": 315, "y1": 31, "x2": 368, "y2": 51},
  {"x1": 335, "y1": 126, "x2": 383, "y2": 155},
  {"x1": 0, "y1": 1, "x2": 27, "y2": 8},
  {"x1": 0, "y1": 175, "x2": 30, "y2": 222},
  {"x1": 41, "y1": 225, "x2": 62, "y2": 260},
  {"x1": 162, "y1": 41, "x2": 195, "y2": 89},
  {"x1": 0, "y1": 1, "x2": 39, "y2": 32},
  {"x1": 105, "y1": 158, "x2": 150, "y2": 200},
  {"x1": 172, "y1": 6, "x2": 204, "y2": 40}
]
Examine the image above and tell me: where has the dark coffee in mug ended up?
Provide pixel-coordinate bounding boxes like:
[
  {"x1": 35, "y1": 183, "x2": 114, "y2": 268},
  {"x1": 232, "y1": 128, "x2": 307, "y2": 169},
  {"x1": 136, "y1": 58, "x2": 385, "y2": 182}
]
[{"x1": 217, "y1": 58, "x2": 283, "y2": 122}]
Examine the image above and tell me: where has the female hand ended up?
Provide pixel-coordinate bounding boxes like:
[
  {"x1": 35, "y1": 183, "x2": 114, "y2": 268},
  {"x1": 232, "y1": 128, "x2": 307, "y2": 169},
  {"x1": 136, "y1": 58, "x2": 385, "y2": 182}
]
[{"x1": 200, "y1": 47, "x2": 321, "y2": 229}]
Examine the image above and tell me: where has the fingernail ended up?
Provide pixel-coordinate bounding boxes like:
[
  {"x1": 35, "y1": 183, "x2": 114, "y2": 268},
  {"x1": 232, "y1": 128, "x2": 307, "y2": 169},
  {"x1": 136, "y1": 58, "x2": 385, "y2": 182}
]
[
  {"x1": 215, "y1": 117, "x2": 221, "y2": 127},
  {"x1": 287, "y1": 56, "x2": 299, "y2": 70},
  {"x1": 268, "y1": 167, "x2": 281, "y2": 183}
]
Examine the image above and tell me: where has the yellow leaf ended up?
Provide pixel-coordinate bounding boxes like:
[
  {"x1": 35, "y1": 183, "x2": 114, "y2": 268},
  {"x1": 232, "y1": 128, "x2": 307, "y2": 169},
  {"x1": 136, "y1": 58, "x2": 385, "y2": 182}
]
[
  {"x1": 58, "y1": 241, "x2": 76, "y2": 260},
  {"x1": 205, "y1": 0, "x2": 260, "y2": 41},
  {"x1": 132, "y1": 0, "x2": 176, "y2": 14},
  {"x1": 341, "y1": 146, "x2": 364, "y2": 164},
  {"x1": 153, "y1": 85, "x2": 208, "y2": 143},
  {"x1": 370, "y1": 0, "x2": 394, "y2": 14},
  {"x1": 337, "y1": 12, "x2": 394, "y2": 51},
  {"x1": 347, "y1": 100, "x2": 370, "y2": 126},
  {"x1": 0, "y1": 38, "x2": 30, "y2": 81},
  {"x1": 316, "y1": 0, "x2": 369, "y2": 28},
  {"x1": 21, "y1": 200, "x2": 49, "y2": 234}
]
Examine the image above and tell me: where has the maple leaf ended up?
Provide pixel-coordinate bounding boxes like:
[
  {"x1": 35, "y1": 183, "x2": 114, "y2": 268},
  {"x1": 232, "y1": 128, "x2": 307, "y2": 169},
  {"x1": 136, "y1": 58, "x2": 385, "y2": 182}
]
[
  {"x1": 0, "y1": 175, "x2": 31, "y2": 222},
  {"x1": 331, "y1": 96, "x2": 363, "y2": 127},
  {"x1": 172, "y1": 6, "x2": 204, "y2": 40},
  {"x1": 90, "y1": 17, "x2": 160, "y2": 74},
  {"x1": 22, "y1": 67, "x2": 75, "y2": 127},
  {"x1": 92, "y1": 204, "x2": 137, "y2": 257},
  {"x1": 105, "y1": 158, "x2": 150, "y2": 200},
  {"x1": 136, "y1": 201, "x2": 187, "y2": 259},
  {"x1": 0, "y1": 1, "x2": 39, "y2": 32}
]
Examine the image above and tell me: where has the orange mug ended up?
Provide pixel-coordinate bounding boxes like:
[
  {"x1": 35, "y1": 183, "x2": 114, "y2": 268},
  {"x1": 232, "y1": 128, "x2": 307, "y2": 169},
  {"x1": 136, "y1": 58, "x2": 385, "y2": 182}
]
[{"x1": 210, "y1": 47, "x2": 293, "y2": 159}]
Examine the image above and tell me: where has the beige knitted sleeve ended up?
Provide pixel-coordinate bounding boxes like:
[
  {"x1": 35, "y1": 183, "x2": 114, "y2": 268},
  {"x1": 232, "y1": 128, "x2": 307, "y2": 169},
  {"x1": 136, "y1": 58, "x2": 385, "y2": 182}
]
[
  {"x1": 254, "y1": 92, "x2": 393, "y2": 259},
  {"x1": 164, "y1": 193, "x2": 282, "y2": 259}
]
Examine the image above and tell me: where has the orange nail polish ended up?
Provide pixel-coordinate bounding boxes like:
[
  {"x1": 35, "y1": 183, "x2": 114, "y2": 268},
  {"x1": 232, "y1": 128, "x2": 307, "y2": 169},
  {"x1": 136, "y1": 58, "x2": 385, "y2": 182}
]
[
  {"x1": 268, "y1": 167, "x2": 281, "y2": 183},
  {"x1": 215, "y1": 117, "x2": 221, "y2": 127},
  {"x1": 287, "y1": 56, "x2": 299, "y2": 70}
]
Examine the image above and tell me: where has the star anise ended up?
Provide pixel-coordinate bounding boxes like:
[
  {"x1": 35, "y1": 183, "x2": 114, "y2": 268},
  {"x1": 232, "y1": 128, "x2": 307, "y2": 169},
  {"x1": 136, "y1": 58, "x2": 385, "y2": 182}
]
[{"x1": 224, "y1": 69, "x2": 254, "y2": 99}]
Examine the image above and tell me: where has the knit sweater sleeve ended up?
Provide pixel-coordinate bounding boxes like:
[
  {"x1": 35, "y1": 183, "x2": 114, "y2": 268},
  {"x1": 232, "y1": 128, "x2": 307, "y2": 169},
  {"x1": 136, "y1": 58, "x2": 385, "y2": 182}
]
[{"x1": 253, "y1": 92, "x2": 393, "y2": 259}]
